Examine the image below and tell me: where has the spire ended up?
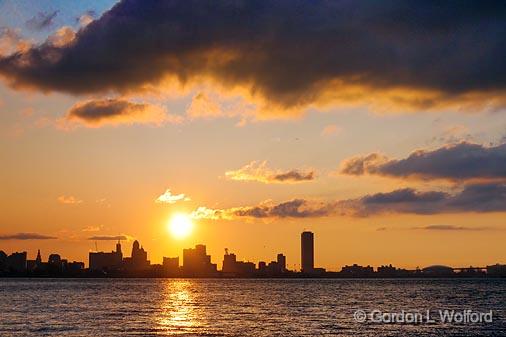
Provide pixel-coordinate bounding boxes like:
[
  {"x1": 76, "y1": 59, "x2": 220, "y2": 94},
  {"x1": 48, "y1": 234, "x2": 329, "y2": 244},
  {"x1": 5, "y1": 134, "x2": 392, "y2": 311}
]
[
  {"x1": 132, "y1": 240, "x2": 140, "y2": 257},
  {"x1": 36, "y1": 249, "x2": 42, "y2": 265}
]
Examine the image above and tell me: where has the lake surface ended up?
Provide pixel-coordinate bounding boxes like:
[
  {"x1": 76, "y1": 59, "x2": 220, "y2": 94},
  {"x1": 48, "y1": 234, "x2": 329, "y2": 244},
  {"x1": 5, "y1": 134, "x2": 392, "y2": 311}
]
[{"x1": 0, "y1": 278, "x2": 504, "y2": 336}]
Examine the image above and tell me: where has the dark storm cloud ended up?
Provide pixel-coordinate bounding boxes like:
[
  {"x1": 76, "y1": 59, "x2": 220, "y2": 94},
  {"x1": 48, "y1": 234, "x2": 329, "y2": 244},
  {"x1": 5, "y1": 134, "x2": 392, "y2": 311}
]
[
  {"x1": 192, "y1": 183, "x2": 506, "y2": 219},
  {"x1": 88, "y1": 235, "x2": 128, "y2": 241},
  {"x1": 340, "y1": 142, "x2": 506, "y2": 181},
  {"x1": 1, "y1": 0, "x2": 505, "y2": 110},
  {"x1": 0, "y1": 233, "x2": 57, "y2": 240},
  {"x1": 25, "y1": 11, "x2": 59, "y2": 31}
]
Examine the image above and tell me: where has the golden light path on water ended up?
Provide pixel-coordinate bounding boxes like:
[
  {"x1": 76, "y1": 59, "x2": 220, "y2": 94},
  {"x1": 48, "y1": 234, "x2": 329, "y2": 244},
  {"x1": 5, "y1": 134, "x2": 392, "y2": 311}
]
[
  {"x1": 0, "y1": 279, "x2": 504, "y2": 336},
  {"x1": 158, "y1": 280, "x2": 201, "y2": 333}
]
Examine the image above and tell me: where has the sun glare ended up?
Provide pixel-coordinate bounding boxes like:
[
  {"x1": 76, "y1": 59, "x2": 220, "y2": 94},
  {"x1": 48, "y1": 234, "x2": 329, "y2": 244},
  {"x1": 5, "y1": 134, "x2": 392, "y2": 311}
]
[{"x1": 168, "y1": 214, "x2": 193, "y2": 239}]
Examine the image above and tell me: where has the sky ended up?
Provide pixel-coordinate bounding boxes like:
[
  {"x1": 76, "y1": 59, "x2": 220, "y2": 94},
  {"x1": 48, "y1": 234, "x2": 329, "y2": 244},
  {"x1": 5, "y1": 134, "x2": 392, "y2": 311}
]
[{"x1": 0, "y1": 0, "x2": 505, "y2": 271}]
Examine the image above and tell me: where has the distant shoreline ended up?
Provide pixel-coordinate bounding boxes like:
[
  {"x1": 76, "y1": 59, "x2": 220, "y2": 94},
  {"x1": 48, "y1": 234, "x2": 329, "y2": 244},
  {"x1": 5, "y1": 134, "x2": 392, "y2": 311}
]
[{"x1": 1, "y1": 273, "x2": 505, "y2": 279}]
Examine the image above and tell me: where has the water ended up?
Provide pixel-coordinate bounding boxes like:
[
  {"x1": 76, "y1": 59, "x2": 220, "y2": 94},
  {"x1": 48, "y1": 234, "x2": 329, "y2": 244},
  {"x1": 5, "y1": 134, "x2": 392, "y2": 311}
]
[{"x1": 0, "y1": 278, "x2": 504, "y2": 336}]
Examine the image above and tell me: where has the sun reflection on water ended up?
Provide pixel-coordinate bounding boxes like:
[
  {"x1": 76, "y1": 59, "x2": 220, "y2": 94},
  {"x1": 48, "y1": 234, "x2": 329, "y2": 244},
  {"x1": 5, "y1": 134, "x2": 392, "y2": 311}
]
[{"x1": 158, "y1": 280, "x2": 199, "y2": 333}]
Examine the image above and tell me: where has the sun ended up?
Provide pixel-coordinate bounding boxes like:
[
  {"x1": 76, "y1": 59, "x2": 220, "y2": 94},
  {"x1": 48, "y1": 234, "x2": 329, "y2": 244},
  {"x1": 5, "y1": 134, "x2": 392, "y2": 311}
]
[{"x1": 168, "y1": 213, "x2": 193, "y2": 239}]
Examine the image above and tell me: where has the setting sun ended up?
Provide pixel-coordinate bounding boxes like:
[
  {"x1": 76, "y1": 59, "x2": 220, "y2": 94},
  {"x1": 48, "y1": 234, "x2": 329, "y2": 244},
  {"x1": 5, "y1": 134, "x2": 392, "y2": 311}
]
[{"x1": 168, "y1": 214, "x2": 193, "y2": 239}]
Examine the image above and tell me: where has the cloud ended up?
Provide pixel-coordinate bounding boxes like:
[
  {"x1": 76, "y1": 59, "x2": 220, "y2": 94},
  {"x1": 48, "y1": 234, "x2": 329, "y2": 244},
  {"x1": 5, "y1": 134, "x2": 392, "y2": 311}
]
[
  {"x1": 0, "y1": 233, "x2": 57, "y2": 240},
  {"x1": 1, "y1": 1, "x2": 505, "y2": 114},
  {"x1": 187, "y1": 92, "x2": 225, "y2": 119},
  {"x1": 0, "y1": 28, "x2": 31, "y2": 56},
  {"x1": 340, "y1": 142, "x2": 506, "y2": 181},
  {"x1": 82, "y1": 225, "x2": 102, "y2": 232},
  {"x1": 47, "y1": 26, "x2": 76, "y2": 47},
  {"x1": 414, "y1": 224, "x2": 490, "y2": 231},
  {"x1": 186, "y1": 92, "x2": 256, "y2": 125},
  {"x1": 155, "y1": 189, "x2": 190, "y2": 204},
  {"x1": 87, "y1": 235, "x2": 129, "y2": 241},
  {"x1": 25, "y1": 11, "x2": 58, "y2": 31},
  {"x1": 57, "y1": 195, "x2": 83, "y2": 205},
  {"x1": 191, "y1": 199, "x2": 335, "y2": 220},
  {"x1": 61, "y1": 98, "x2": 181, "y2": 128},
  {"x1": 192, "y1": 182, "x2": 506, "y2": 219},
  {"x1": 430, "y1": 125, "x2": 474, "y2": 145},
  {"x1": 356, "y1": 184, "x2": 506, "y2": 216},
  {"x1": 77, "y1": 10, "x2": 96, "y2": 27},
  {"x1": 225, "y1": 161, "x2": 315, "y2": 184},
  {"x1": 321, "y1": 124, "x2": 342, "y2": 137}
]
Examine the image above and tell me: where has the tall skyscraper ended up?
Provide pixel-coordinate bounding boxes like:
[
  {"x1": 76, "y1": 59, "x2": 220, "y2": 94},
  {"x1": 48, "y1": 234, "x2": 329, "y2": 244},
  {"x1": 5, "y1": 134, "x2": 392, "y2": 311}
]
[
  {"x1": 301, "y1": 231, "x2": 314, "y2": 273},
  {"x1": 277, "y1": 253, "x2": 286, "y2": 272}
]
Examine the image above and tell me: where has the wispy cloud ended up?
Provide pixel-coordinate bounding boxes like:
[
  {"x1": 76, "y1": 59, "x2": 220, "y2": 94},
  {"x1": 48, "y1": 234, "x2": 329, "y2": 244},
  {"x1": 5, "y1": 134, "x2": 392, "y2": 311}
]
[
  {"x1": 192, "y1": 199, "x2": 337, "y2": 220},
  {"x1": 57, "y1": 195, "x2": 83, "y2": 205},
  {"x1": 155, "y1": 189, "x2": 190, "y2": 204},
  {"x1": 225, "y1": 161, "x2": 315, "y2": 184},
  {"x1": 25, "y1": 10, "x2": 59, "y2": 31},
  {"x1": 87, "y1": 235, "x2": 130, "y2": 241},
  {"x1": 82, "y1": 225, "x2": 103, "y2": 232},
  {"x1": 413, "y1": 224, "x2": 491, "y2": 231},
  {"x1": 186, "y1": 92, "x2": 255, "y2": 126},
  {"x1": 321, "y1": 124, "x2": 342, "y2": 137},
  {"x1": 192, "y1": 182, "x2": 506, "y2": 220},
  {"x1": 0, "y1": 233, "x2": 57, "y2": 240}
]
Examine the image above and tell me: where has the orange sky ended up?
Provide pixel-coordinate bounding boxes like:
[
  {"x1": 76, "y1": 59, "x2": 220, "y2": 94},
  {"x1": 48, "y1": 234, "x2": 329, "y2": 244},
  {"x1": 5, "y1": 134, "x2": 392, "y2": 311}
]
[{"x1": 1, "y1": 0, "x2": 505, "y2": 271}]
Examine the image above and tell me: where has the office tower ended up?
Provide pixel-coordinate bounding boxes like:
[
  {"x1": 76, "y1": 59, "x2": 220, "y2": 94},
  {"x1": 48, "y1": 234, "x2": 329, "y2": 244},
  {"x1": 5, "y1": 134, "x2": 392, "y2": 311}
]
[
  {"x1": 301, "y1": 231, "x2": 314, "y2": 273},
  {"x1": 182, "y1": 244, "x2": 217, "y2": 276},
  {"x1": 6, "y1": 252, "x2": 27, "y2": 273},
  {"x1": 163, "y1": 257, "x2": 179, "y2": 275},
  {"x1": 89, "y1": 241, "x2": 123, "y2": 271},
  {"x1": 277, "y1": 253, "x2": 286, "y2": 272},
  {"x1": 123, "y1": 240, "x2": 150, "y2": 270},
  {"x1": 222, "y1": 249, "x2": 255, "y2": 275}
]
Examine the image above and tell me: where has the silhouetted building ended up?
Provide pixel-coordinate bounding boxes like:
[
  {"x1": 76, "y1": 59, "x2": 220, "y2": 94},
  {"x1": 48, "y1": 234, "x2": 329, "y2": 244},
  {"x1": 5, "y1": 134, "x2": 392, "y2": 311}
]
[
  {"x1": 89, "y1": 241, "x2": 123, "y2": 271},
  {"x1": 163, "y1": 257, "x2": 179, "y2": 275},
  {"x1": 6, "y1": 252, "x2": 27, "y2": 273},
  {"x1": 341, "y1": 264, "x2": 374, "y2": 277},
  {"x1": 266, "y1": 261, "x2": 281, "y2": 274},
  {"x1": 301, "y1": 231, "x2": 314, "y2": 273},
  {"x1": 123, "y1": 240, "x2": 150, "y2": 270},
  {"x1": 421, "y1": 265, "x2": 454, "y2": 277},
  {"x1": 48, "y1": 254, "x2": 68, "y2": 273},
  {"x1": 35, "y1": 249, "x2": 42, "y2": 267},
  {"x1": 27, "y1": 250, "x2": 46, "y2": 272},
  {"x1": 0, "y1": 250, "x2": 7, "y2": 272},
  {"x1": 183, "y1": 244, "x2": 217, "y2": 276},
  {"x1": 258, "y1": 261, "x2": 267, "y2": 272},
  {"x1": 277, "y1": 253, "x2": 286, "y2": 272},
  {"x1": 68, "y1": 261, "x2": 85, "y2": 272},
  {"x1": 48, "y1": 254, "x2": 61, "y2": 265},
  {"x1": 222, "y1": 249, "x2": 255, "y2": 275},
  {"x1": 486, "y1": 264, "x2": 506, "y2": 277}
]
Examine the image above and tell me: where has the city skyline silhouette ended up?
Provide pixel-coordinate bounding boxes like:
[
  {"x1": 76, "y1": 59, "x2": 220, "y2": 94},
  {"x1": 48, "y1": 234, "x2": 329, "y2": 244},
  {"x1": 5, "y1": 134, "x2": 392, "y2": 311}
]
[
  {"x1": 2, "y1": 231, "x2": 505, "y2": 278},
  {"x1": 1, "y1": 1, "x2": 505, "y2": 336}
]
